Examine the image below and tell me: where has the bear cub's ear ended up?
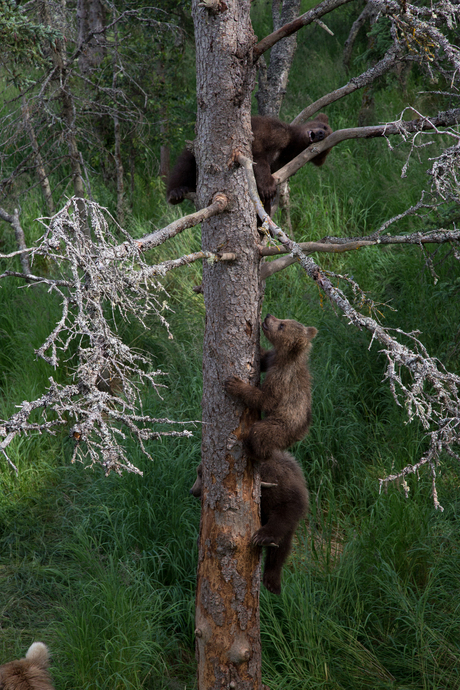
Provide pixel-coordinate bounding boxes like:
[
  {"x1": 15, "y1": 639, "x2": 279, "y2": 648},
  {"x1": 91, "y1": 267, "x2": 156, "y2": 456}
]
[
  {"x1": 306, "y1": 326, "x2": 318, "y2": 341},
  {"x1": 314, "y1": 113, "x2": 329, "y2": 125}
]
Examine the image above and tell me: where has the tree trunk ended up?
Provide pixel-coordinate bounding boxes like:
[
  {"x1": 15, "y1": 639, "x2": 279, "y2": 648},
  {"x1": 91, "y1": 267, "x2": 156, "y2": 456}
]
[
  {"x1": 0, "y1": 207, "x2": 31, "y2": 277},
  {"x1": 159, "y1": 128, "x2": 170, "y2": 182},
  {"x1": 77, "y1": 0, "x2": 106, "y2": 74},
  {"x1": 192, "y1": 1, "x2": 265, "y2": 688},
  {"x1": 21, "y1": 97, "x2": 54, "y2": 215},
  {"x1": 158, "y1": 62, "x2": 171, "y2": 183},
  {"x1": 256, "y1": 0, "x2": 301, "y2": 232},
  {"x1": 112, "y1": 12, "x2": 124, "y2": 225},
  {"x1": 42, "y1": 0, "x2": 88, "y2": 233},
  {"x1": 129, "y1": 139, "x2": 136, "y2": 207},
  {"x1": 256, "y1": 0, "x2": 302, "y2": 118}
]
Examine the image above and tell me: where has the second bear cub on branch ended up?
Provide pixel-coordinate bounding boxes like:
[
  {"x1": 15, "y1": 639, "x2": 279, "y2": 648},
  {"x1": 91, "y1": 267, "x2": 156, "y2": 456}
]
[
  {"x1": 225, "y1": 314, "x2": 317, "y2": 460},
  {"x1": 167, "y1": 114, "x2": 332, "y2": 213}
]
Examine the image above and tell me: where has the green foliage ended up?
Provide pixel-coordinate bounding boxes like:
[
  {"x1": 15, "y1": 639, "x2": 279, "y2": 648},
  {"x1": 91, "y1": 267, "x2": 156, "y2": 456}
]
[
  {"x1": 0, "y1": 0, "x2": 61, "y2": 77},
  {"x1": 2, "y1": 0, "x2": 460, "y2": 688},
  {"x1": 360, "y1": 17, "x2": 394, "y2": 66},
  {"x1": 2, "y1": 185, "x2": 460, "y2": 689}
]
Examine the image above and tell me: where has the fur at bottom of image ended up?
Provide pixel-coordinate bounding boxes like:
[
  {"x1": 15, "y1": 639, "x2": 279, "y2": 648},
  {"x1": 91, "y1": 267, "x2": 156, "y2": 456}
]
[{"x1": 0, "y1": 643, "x2": 54, "y2": 690}]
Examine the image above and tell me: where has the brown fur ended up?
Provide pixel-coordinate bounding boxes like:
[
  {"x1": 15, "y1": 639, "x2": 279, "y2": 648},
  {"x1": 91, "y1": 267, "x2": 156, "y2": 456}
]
[
  {"x1": 251, "y1": 113, "x2": 332, "y2": 209},
  {"x1": 190, "y1": 453, "x2": 309, "y2": 594},
  {"x1": 225, "y1": 314, "x2": 317, "y2": 461},
  {"x1": 0, "y1": 643, "x2": 54, "y2": 690},
  {"x1": 166, "y1": 114, "x2": 333, "y2": 212}
]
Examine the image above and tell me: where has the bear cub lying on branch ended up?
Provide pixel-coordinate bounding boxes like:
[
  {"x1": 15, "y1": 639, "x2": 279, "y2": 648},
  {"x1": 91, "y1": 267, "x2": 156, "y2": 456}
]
[
  {"x1": 225, "y1": 314, "x2": 317, "y2": 460},
  {"x1": 167, "y1": 114, "x2": 332, "y2": 213},
  {"x1": 190, "y1": 454, "x2": 309, "y2": 595}
]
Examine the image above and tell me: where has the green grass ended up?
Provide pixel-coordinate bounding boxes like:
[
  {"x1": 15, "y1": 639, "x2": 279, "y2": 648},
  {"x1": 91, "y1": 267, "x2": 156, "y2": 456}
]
[
  {"x1": 2, "y1": 2, "x2": 460, "y2": 687},
  {"x1": 2, "y1": 211, "x2": 460, "y2": 688}
]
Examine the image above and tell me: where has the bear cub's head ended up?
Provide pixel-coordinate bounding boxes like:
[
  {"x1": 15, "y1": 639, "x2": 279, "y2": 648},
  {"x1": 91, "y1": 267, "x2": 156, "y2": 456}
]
[
  {"x1": 262, "y1": 314, "x2": 317, "y2": 356},
  {"x1": 306, "y1": 113, "x2": 332, "y2": 143},
  {"x1": 294, "y1": 112, "x2": 332, "y2": 150}
]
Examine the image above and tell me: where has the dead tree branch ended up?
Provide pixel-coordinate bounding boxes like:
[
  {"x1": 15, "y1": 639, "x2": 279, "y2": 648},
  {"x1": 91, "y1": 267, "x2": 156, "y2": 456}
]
[
  {"x1": 0, "y1": 206, "x2": 31, "y2": 276},
  {"x1": 343, "y1": 1, "x2": 379, "y2": 71},
  {"x1": 275, "y1": 108, "x2": 460, "y2": 186},
  {"x1": 239, "y1": 153, "x2": 460, "y2": 511},
  {"x1": 371, "y1": 0, "x2": 460, "y2": 75},
  {"x1": 253, "y1": 0, "x2": 354, "y2": 61},
  {"x1": 133, "y1": 193, "x2": 228, "y2": 252},
  {"x1": 290, "y1": 0, "x2": 460, "y2": 123},
  {"x1": 259, "y1": 228, "x2": 460, "y2": 278},
  {"x1": 292, "y1": 43, "x2": 403, "y2": 125},
  {"x1": 0, "y1": 195, "x2": 230, "y2": 474}
]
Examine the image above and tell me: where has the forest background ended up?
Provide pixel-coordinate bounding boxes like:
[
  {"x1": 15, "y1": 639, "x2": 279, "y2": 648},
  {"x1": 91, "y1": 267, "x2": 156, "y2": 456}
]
[{"x1": 1, "y1": 0, "x2": 460, "y2": 687}]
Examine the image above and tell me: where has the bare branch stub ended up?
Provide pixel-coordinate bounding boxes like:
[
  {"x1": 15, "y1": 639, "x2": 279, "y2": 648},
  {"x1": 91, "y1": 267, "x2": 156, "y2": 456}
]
[{"x1": 239, "y1": 153, "x2": 460, "y2": 511}]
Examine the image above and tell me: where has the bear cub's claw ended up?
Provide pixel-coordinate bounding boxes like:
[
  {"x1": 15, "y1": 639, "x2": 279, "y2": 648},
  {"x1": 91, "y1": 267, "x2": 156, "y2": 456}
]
[
  {"x1": 252, "y1": 529, "x2": 279, "y2": 547},
  {"x1": 258, "y1": 181, "x2": 277, "y2": 203},
  {"x1": 225, "y1": 375, "x2": 244, "y2": 395},
  {"x1": 167, "y1": 187, "x2": 189, "y2": 205}
]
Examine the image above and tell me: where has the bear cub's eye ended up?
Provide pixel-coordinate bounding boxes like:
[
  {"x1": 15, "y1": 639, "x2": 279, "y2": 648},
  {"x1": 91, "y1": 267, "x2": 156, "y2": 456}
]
[{"x1": 278, "y1": 323, "x2": 284, "y2": 331}]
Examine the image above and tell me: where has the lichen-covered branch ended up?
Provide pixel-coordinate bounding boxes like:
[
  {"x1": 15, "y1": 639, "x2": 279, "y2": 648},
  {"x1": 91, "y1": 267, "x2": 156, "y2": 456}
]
[
  {"x1": 239, "y1": 153, "x2": 460, "y2": 511},
  {"x1": 371, "y1": 0, "x2": 460, "y2": 77},
  {"x1": 0, "y1": 197, "x2": 233, "y2": 474}
]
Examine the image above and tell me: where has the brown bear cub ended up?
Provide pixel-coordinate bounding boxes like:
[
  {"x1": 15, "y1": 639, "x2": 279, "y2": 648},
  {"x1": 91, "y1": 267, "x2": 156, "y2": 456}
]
[
  {"x1": 190, "y1": 454, "x2": 309, "y2": 595},
  {"x1": 251, "y1": 114, "x2": 332, "y2": 210},
  {"x1": 167, "y1": 114, "x2": 332, "y2": 214},
  {"x1": 0, "y1": 642, "x2": 54, "y2": 690},
  {"x1": 225, "y1": 314, "x2": 317, "y2": 461}
]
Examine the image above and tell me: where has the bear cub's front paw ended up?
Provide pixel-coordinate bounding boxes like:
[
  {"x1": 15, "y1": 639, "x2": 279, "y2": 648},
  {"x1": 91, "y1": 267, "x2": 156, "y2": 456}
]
[
  {"x1": 225, "y1": 376, "x2": 245, "y2": 396},
  {"x1": 251, "y1": 528, "x2": 279, "y2": 547},
  {"x1": 167, "y1": 186, "x2": 189, "y2": 205}
]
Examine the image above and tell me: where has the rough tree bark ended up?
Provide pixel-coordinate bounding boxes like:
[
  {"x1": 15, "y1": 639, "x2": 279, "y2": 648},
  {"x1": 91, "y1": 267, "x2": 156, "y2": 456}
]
[
  {"x1": 191, "y1": 0, "x2": 266, "y2": 688},
  {"x1": 76, "y1": 0, "x2": 106, "y2": 74}
]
